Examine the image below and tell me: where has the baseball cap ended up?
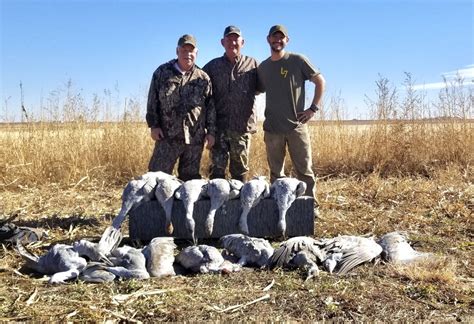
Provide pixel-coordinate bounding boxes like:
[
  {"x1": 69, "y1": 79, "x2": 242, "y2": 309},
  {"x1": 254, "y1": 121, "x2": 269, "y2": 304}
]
[
  {"x1": 223, "y1": 25, "x2": 241, "y2": 37},
  {"x1": 177, "y1": 34, "x2": 197, "y2": 48},
  {"x1": 268, "y1": 25, "x2": 288, "y2": 37}
]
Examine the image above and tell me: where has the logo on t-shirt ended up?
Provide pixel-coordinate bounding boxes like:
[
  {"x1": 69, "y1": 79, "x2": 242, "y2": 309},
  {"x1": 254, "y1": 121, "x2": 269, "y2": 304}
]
[{"x1": 280, "y1": 67, "x2": 288, "y2": 78}]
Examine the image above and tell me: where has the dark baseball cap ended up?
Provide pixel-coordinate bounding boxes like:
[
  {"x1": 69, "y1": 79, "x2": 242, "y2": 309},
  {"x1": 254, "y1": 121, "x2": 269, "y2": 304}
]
[
  {"x1": 268, "y1": 25, "x2": 288, "y2": 37},
  {"x1": 223, "y1": 25, "x2": 241, "y2": 37},
  {"x1": 177, "y1": 34, "x2": 197, "y2": 48}
]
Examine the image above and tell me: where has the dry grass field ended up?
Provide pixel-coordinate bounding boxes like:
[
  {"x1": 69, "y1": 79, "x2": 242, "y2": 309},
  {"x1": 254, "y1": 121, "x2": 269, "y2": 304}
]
[{"x1": 0, "y1": 80, "x2": 473, "y2": 321}]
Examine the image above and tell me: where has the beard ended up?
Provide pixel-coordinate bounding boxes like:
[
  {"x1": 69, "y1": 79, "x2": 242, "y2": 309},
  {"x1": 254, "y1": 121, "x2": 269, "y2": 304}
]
[{"x1": 270, "y1": 42, "x2": 284, "y2": 52}]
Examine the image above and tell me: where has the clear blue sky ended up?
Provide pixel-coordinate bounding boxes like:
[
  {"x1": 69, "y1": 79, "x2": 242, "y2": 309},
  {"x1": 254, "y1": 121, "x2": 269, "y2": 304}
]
[{"x1": 1, "y1": 0, "x2": 473, "y2": 121}]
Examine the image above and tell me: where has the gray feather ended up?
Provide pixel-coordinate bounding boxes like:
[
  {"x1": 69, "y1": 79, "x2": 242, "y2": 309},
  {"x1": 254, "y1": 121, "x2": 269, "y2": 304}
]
[
  {"x1": 142, "y1": 237, "x2": 176, "y2": 277},
  {"x1": 319, "y1": 235, "x2": 383, "y2": 275},
  {"x1": 220, "y1": 234, "x2": 274, "y2": 267},
  {"x1": 174, "y1": 179, "x2": 208, "y2": 244},
  {"x1": 270, "y1": 178, "x2": 307, "y2": 237},
  {"x1": 378, "y1": 231, "x2": 431, "y2": 263},
  {"x1": 112, "y1": 171, "x2": 175, "y2": 229},
  {"x1": 16, "y1": 241, "x2": 87, "y2": 284},
  {"x1": 176, "y1": 245, "x2": 231, "y2": 274},
  {"x1": 239, "y1": 176, "x2": 270, "y2": 235}
]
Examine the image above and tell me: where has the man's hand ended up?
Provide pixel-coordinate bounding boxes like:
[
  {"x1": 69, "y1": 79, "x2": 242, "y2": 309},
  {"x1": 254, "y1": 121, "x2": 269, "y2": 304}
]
[
  {"x1": 150, "y1": 127, "x2": 164, "y2": 141},
  {"x1": 205, "y1": 134, "x2": 215, "y2": 149},
  {"x1": 297, "y1": 109, "x2": 315, "y2": 124}
]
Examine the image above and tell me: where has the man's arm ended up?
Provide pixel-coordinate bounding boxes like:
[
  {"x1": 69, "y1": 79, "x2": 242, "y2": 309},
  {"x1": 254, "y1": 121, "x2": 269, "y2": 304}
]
[
  {"x1": 146, "y1": 70, "x2": 165, "y2": 141},
  {"x1": 204, "y1": 79, "x2": 216, "y2": 149},
  {"x1": 256, "y1": 65, "x2": 266, "y2": 95},
  {"x1": 310, "y1": 73, "x2": 326, "y2": 108},
  {"x1": 297, "y1": 73, "x2": 326, "y2": 124}
]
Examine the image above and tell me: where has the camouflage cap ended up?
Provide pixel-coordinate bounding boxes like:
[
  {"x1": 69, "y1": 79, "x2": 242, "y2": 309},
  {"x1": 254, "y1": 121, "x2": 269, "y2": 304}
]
[
  {"x1": 178, "y1": 34, "x2": 197, "y2": 48},
  {"x1": 223, "y1": 25, "x2": 241, "y2": 37},
  {"x1": 268, "y1": 25, "x2": 288, "y2": 37}
]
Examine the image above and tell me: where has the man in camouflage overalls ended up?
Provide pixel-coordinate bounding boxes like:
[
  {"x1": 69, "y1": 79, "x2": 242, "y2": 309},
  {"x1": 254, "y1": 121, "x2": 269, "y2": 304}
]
[
  {"x1": 146, "y1": 34, "x2": 216, "y2": 181},
  {"x1": 203, "y1": 26, "x2": 258, "y2": 182}
]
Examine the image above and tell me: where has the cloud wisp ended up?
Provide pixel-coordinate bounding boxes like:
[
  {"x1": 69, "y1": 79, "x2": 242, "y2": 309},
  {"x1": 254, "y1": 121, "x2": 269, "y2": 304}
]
[{"x1": 413, "y1": 64, "x2": 474, "y2": 90}]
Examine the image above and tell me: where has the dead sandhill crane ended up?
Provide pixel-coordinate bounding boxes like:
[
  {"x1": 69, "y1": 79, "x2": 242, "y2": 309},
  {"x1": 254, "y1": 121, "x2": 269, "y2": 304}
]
[
  {"x1": 105, "y1": 245, "x2": 150, "y2": 280},
  {"x1": 16, "y1": 227, "x2": 120, "y2": 284},
  {"x1": 269, "y1": 235, "x2": 382, "y2": 279},
  {"x1": 16, "y1": 241, "x2": 87, "y2": 284},
  {"x1": 142, "y1": 237, "x2": 176, "y2": 277},
  {"x1": 270, "y1": 177, "x2": 307, "y2": 238},
  {"x1": 239, "y1": 176, "x2": 270, "y2": 235},
  {"x1": 176, "y1": 244, "x2": 239, "y2": 274},
  {"x1": 205, "y1": 179, "x2": 244, "y2": 236},
  {"x1": 79, "y1": 262, "x2": 116, "y2": 283},
  {"x1": 82, "y1": 237, "x2": 177, "y2": 281},
  {"x1": 73, "y1": 226, "x2": 122, "y2": 264},
  {"x1": 174, "y1": 179, "x2": 208, "y2": 244},
  {"x1": 269, "y1": 236, "x2": 324, "y2": 279},
  {"x1": 220, "y1": 234, "x2": 274, "y2": 268},
  {"x1": 111, "y1": 171, "x2": 174, "y2": 229},
  {"x1": 154, "y1": 176, "x2": 183, "y2": 235},
  {"x1": 317, "y1": 235, "x2": 382, "y2": 275},
  {"x1": 378, "y1": 231, "x2": 431, "y2": 264}
]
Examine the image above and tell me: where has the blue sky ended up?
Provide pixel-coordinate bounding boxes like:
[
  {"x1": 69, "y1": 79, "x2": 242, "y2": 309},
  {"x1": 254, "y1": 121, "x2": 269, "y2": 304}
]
[{"x1": 1, "y1": 0, "x2": 473, "y2": 121}]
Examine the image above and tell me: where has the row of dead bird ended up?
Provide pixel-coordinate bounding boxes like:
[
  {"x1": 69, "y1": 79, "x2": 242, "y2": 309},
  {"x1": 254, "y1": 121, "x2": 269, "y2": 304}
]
[
  {"x1": 111, "y1": 171, "x2": 307, "y2": 243},
  {"x1": 12, "y1": 228, "x2": 431, "y2": 284},
  {"x1": 4, "y1": 171, "x2": 432, "y2": 284}
]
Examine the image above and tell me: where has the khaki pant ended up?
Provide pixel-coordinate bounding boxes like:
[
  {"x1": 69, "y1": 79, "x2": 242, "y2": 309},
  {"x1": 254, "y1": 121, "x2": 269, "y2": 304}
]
[{"x1": 264, "y1": 124, "x2": 315, "y2": 197}]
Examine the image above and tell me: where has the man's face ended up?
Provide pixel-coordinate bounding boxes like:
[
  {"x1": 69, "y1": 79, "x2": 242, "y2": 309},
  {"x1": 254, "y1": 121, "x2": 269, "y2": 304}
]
[
  {"x1": 176, "y1": 44, "x2": 197, "y2": 71},
  {"x1": 221, "y1": 33, "x2": 244, "y2": 60},
  {"x1": 267, "y1": 31, "x2": 288, "y2": 52}
]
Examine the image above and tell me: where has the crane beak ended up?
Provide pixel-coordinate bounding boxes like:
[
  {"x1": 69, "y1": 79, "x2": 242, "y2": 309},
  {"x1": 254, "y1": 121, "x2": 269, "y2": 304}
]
[
  {"x1": 304, "y1": 267, "x2": 319, "y2": 281},
  {"x1": 98, "y1": 253, "x2": 114, "y2": 266},
  {"x1": 166, "y1": 222, "x2": 174, "y2": 235}
]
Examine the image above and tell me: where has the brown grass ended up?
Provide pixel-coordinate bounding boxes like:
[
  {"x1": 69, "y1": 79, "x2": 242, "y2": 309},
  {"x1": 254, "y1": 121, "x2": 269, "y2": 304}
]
[
  {"x1": 0, "y1": 77, "x2": 472, "y2": 321},
  {"x1": 1, "y1": 118, "x2": 472, "y2": 187},
  {"x1": 0, "y1": 168, "x2": 472, "y2": 321},
  {"x1": 386, "y1": 256, "x2": 458, "y2": 284}
]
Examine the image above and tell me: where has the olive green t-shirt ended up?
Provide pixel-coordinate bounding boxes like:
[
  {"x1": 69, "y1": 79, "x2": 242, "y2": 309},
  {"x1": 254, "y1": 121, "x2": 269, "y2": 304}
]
[{"x1": 258, "y1": 52, "x2": 320, "y2": 133}]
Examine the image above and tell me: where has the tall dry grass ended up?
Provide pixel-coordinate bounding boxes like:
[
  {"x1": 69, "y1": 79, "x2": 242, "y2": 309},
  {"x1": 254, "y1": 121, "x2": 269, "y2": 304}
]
[
  {"x1": 311, "y1": 74, "x2": 473, "y2": 176},
  {"x1": 1, "y1": 122, "x2": 150, "y2": 186},
  {"x1": 1, "y1": 75, "x2": 472, "y2": 187}
]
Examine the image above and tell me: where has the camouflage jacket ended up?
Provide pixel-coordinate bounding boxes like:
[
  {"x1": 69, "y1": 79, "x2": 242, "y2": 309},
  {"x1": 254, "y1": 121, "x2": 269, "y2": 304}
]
[
  {"x1": 203, "y1": 54, "x2": 258, "y2": 134},
  {"x1": 146, "y1": 59, "x2": 216, "y2": 144}
]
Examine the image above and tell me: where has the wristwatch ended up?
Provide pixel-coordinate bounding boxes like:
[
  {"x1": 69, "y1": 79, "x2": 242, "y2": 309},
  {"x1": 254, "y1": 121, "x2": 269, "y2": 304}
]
[{"x1": 309, "y1": 103, "x2": 320, "y2": 112}]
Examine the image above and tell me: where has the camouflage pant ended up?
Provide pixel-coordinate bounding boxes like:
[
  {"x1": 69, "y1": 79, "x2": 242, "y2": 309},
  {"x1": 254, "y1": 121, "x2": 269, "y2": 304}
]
[
  {"x1": 148, "y1": 138, "x2": 204, "y2": 181},
  {"x1": 209, "y1": 130, "x2": 251, "y2": 182}
]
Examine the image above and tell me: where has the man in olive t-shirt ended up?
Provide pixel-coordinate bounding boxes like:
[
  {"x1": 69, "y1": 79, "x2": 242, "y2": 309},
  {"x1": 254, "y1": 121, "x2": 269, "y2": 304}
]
[{"x1": 257, "y1": 24, "x2": 326, "y2": 197}]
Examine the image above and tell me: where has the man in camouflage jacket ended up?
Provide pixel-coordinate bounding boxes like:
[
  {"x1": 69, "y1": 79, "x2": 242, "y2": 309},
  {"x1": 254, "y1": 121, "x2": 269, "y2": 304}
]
[
  {"x1": 146, "y1": 34, "x2": 216, "y2": 181},
  {"x1": 203, "y1": 26, "x2": 258, "y2": 182}
]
